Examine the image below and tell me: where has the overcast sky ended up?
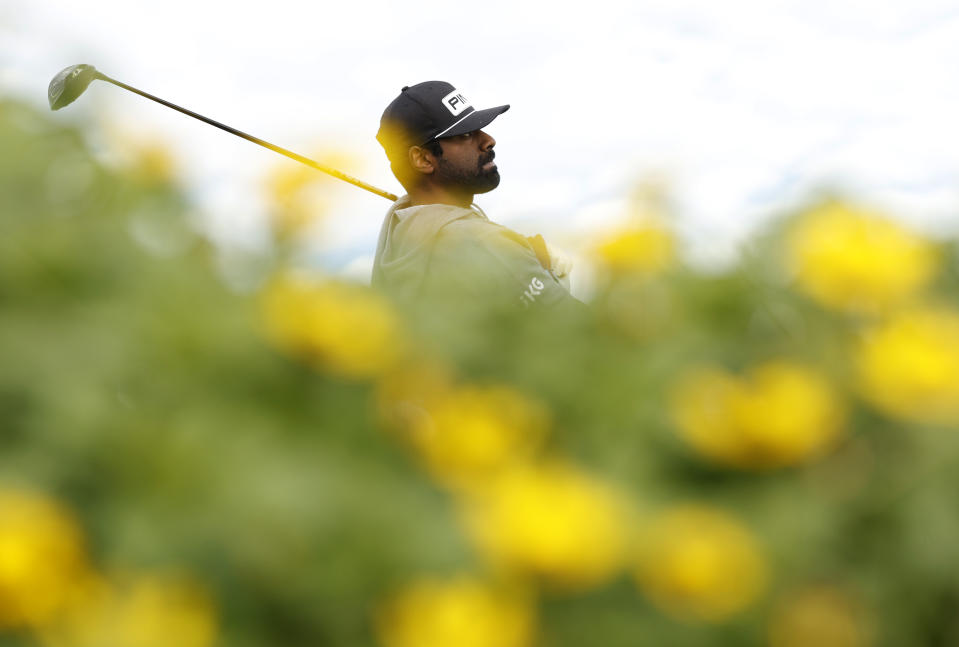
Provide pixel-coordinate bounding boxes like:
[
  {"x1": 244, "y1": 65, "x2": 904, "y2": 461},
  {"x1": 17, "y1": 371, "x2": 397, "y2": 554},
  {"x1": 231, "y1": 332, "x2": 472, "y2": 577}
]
[{"x1": 3, "y1": 0, "x2": 958, "y2": 282}]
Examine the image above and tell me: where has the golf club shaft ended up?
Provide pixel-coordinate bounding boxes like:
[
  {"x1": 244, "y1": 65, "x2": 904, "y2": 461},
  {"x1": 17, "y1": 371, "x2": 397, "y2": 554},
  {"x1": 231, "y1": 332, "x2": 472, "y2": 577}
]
[{"x1": 95, "y1": 72, "x2": 398, "y2": 202}]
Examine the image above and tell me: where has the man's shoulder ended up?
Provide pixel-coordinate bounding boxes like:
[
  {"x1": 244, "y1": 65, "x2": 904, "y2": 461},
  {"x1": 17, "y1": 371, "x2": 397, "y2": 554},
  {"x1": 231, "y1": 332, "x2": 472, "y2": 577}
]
[
  {"x1": 385, "y1": 203, "x2": 478, "y2": 252},
  {"x1": 402, "y1": 206, "x2": 582, "y2": 311},
  {"x1": 435, "y1": 213, "x2": 530, "y2": 249}
]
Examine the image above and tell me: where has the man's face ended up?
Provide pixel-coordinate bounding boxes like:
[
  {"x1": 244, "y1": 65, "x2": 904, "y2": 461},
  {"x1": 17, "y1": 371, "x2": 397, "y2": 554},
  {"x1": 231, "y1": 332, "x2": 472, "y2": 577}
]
[{"x1": 432, "y1": 129, "x2": 500, "y2": 195}]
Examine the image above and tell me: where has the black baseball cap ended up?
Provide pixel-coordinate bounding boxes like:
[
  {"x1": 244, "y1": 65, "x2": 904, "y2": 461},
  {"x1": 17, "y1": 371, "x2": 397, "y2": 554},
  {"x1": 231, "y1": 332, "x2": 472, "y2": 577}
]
[{"x1": 377, "y1": 81, "x2": 509, "y2": 159}]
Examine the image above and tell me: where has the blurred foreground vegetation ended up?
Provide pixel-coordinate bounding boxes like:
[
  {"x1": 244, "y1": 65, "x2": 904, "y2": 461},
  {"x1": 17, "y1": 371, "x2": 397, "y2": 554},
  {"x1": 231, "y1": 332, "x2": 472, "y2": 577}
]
[{"x1": 2, "y1": 98, "x2": 959, "y2": 646}]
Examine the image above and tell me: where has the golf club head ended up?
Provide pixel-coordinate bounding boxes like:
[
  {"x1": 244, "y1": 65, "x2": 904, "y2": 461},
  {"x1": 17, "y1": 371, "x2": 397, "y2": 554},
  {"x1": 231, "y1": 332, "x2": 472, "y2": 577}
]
[{"x1": 48, "y1": 64, "x2": 100, "y2": 111}]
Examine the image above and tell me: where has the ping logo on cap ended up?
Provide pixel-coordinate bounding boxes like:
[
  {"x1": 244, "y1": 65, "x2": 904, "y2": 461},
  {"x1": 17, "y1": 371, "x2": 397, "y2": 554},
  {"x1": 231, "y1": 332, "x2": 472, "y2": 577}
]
[{"x1": 441, "y1": 89, "x2": 471, "y2": 116}]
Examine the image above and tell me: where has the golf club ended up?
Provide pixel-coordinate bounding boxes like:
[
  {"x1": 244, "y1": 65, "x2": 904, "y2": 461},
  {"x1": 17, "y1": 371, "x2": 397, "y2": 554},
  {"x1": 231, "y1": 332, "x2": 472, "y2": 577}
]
[{"x1": 48, "y1": 64, "x2": 398, "y2": 201}]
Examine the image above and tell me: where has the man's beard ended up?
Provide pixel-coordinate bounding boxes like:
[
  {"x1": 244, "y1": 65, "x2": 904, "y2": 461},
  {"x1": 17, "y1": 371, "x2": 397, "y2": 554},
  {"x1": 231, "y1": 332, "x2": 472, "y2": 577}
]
[{"x1": 434, "y1": 151, "x2": 500, "y2": 195}]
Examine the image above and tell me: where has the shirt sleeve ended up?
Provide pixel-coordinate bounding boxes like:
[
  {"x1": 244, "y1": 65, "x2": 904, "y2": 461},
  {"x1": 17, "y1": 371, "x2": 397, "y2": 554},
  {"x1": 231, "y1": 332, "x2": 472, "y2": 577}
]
[{"x1": 421, "y1": 219, "x2": 580, "y2": 310}]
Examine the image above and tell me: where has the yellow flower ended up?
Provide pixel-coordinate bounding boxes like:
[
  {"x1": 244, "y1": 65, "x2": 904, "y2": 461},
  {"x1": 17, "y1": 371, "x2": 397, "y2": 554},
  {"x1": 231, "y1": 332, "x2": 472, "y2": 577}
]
[
  {"x1": 407, "y1": 384, "x2": 550, "y2": 489},
  {"x1": 376, "y1": 366, "x2": 550, "y2": 488},
  {"x1": 104, "y1": 127, "x2": 177, "y2": 185},
  {"x1": 261, "y1": 274, "x2": 405, "y2": 379},
  {"x1": 129, "y1": 143, "x2": 176, "y2": 185},
  {"x1": 462, "y1": 462, "x2": 629, "y2": 590},
  {"x1": 634, "y1": 505, "x2": 767, "y2": 622},
  {"x1": 671, "y1": 361, "x2": 845, "y2": 469},
  {"x1": 857, "y1": 307, "x2": 959, "y2": 425},
  {"x1": 375, "y1": 359, "x2": 456, "y2": 433},
  {"x1": 39, "y1": 571, "x2": 217, "y2": 647},
  {"x1": 769, "y1": 585, "x2": 872, "y2": 647},
  {"x1": 787, "y1": 202, "x2": 938, "y2": 313},
  {"x1": 0, "y1": 489, "x2": 88, "y2": 628},
  {"x1": 264, "y1": 149, "x2": 360, "y2": 238},
  {"x1": 594, "y1": 224, "x2": 676, "y2": 275},
  {"x1": 376, "y1": 576, "x2": 535, "y2": 647}
]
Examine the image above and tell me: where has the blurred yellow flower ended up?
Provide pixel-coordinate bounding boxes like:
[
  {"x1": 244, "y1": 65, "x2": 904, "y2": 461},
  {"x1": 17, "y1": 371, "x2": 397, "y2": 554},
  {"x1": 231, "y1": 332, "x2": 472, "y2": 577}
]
[
  {"x1": 594, "y1": 224, "x2": 676, "y2": 275},
  {"x1": 376, "y1": 575, "x2": 535, "y2": 647},
  {"x1": 375, "y1": 358, "x2": 455, "y2": 431},
  {"x1": 0, "y1": 489, "x2": 88, "y2": 629},
  {"x1": 769, "y1": 585, "x2": 872, "y2": 647},
  {"x1": 264, "y1": 149, "x2": 359, "y2": 238},
  {"x1": 463, "y1": 462, "x2": 629, "y2": 590},
  {"x1": 104, "y1": 127, "x2": 177, "y2": 185},
  {"x1": 266, "y1": 168, "x2": 318, "y2": 237},
  {"x1": 39, "y1": 571, "x2": 217, "y2": 647},
  {"x1": 671, "y1": 361, "x2": 845, "y2": 469},
  {"x1": 129, "y1": 143, "x2": 177, "y2": 186},
  {"x1": 634, "y1": 505, "x2": 767, "y2": 622},
  {"x1": 787, "y1": 202, "x2": 938, "y2": 313},
  {"x1": 857, "y1": 307, "x2": 959, "y2": 425},
  {"x1": 262, "y1": 274, "x2": 405, "y2": 379},
  {"x1": 406, "y1": 384, "x2": 550, "y2": 489}
]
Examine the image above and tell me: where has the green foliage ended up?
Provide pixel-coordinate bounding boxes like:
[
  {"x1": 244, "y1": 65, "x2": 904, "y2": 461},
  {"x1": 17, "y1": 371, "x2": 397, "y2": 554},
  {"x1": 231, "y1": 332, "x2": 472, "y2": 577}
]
[
  {"x1": 2, "y1": 99, "x2": 959, "y2": 646},
  {"x1": 0, "y1": 101, "x2": 466, "y2": 646}
]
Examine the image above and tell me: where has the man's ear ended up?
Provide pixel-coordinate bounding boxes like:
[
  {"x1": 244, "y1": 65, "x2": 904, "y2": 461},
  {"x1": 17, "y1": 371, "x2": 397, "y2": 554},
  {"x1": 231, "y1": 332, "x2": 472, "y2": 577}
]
[{"x1": 408, "y1": 145, "x2": 436, "y2": 176}]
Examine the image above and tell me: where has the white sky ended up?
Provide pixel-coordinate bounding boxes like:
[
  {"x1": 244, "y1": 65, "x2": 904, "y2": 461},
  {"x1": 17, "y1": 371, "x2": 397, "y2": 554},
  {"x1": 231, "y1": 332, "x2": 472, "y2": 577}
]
[{"x1": 3, "y1": 0, "x2": 958, "y2": 282}]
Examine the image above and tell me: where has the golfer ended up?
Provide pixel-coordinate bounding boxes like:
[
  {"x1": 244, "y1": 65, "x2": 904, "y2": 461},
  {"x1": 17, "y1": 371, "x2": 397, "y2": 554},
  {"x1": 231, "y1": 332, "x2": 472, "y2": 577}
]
[{"x1": 372, "y1": 81, "x2": 578, "y2": 309}]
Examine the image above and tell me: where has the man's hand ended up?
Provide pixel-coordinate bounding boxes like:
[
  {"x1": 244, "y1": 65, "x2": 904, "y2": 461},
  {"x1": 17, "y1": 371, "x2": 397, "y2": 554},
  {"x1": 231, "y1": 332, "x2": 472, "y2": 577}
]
[{"x1": 546, "y1": 242, "x2": 574, "y2": 281}]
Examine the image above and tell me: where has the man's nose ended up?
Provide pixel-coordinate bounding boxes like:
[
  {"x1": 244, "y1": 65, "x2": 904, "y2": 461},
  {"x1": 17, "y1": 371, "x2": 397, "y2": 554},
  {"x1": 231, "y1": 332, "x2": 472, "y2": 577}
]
[{"x1": 478, "y1": 130, "x2": 495, "y2": 150}]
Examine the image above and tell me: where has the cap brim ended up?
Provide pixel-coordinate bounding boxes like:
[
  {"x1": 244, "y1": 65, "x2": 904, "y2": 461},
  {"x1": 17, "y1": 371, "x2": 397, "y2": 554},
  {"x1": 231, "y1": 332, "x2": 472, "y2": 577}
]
[{"x1": 432, "y1": 104, "x2": 510, "y2": 140}]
